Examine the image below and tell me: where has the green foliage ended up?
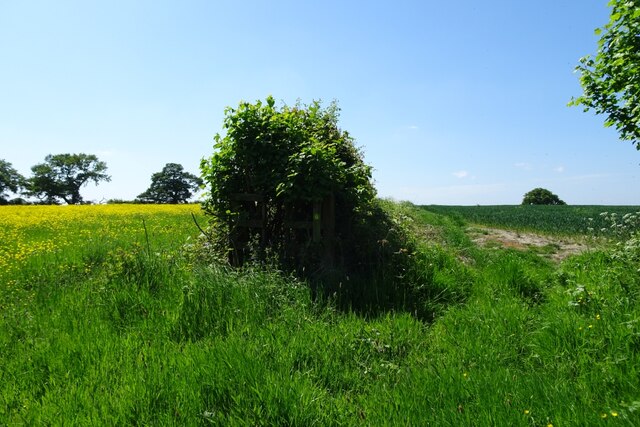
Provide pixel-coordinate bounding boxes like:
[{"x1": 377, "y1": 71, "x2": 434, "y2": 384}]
[
  {"x1": 27, "y1": 153, "x2": 111, "y2": 204},
  {"x1": 106, "y1": 198, "x2": 137, "y2": 204},
  {"x1": 522, "y1": 187, "x2": 566, "y2": 205},
  {"x1": 202, "y1": 96, "x2": 373, "y2": 204},
  {"x1": 570, "y1": 0, "x2": 640, "y2": 149},
  {"x1": 136, "y1": 163, "x2": 203, "y2": 204},
  {"x1": 595, "y1": 210, "x2": 640, "y2": 240},
  {"x1": 200, "y1": 96, "x2": 374, "y2": 223},
  {"x1": 202, "y1": 97, "x2": 421, "y2": 307},
  {"x1": 200, "y1": 98, "x2": 474, "y2": 316},
  {"x1": 3, "y1": 203, "x2": 640, "y2": 424},
  {"x1": 172, "y1": 265, "x2": 310, "y2": 342},
  {"x1": 422, "y1": 204, "x2": 640, "y2": 235},
  {"x1": 324, "y1": 200, "x2": 474, "y2": 319},
  {"x1": 0, "y1": 159, "x2": 24, "y2": 204},
  {"x1": 597, "y1": 210, "x2": 640, "y2": 264}
]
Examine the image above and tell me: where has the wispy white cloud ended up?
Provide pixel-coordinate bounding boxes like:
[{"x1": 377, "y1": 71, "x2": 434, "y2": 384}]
[
  {"x1": 408, "y1": 125, "x2": 419, "y2": 130},
  {"x1": 554, "y1": 165, "x2": 565, "y2": 173},
  {"x1": 452, "y1": 170, "x2": 469, "y2": 179}
]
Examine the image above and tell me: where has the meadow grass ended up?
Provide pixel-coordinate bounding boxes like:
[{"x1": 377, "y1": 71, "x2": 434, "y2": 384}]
[{"x1": 1, "y1": 203, "x2": 639, "y2": 425}]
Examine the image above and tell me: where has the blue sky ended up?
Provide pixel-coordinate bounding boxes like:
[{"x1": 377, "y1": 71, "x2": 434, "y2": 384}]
[{"x1": 1, "y1": 0, "x2": 638, "y2": 205}]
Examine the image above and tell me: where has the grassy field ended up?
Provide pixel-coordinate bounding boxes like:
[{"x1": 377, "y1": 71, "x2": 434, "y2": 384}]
[{"x1": 1, "y1": 203, "x2": 639, "y2": 425}]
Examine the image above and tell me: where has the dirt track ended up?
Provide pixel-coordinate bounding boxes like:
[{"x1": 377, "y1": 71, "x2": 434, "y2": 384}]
[{"x1": 468, "y1": 227, "x2": 589, "y2": 262}]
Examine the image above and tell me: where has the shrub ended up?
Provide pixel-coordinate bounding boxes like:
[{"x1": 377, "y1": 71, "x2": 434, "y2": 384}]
[
  {"x1": 199, "y1": 98, "x2": 457, "y2": 316},
  {"x1": 200, "y1": 97, "x2": 375, "y2": 266},
  {"x1": 522, "y1": 188, "x2": 566, "y2": 205}
]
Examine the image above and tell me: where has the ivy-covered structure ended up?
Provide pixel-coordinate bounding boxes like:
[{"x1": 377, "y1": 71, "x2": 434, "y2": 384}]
[
  {"x1": 200, "y1": 97, "x2": 376, "y2": 271},
  {"x1": 200, "y1": 97, "x2": 445, "y2": 317}
]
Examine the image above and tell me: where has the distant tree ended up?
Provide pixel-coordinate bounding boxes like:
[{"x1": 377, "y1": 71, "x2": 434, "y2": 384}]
[
  {"x1": 522, "y1": 188, "x2": 566, "y2": 206},
  {"x1": 27, "y1": 153, "x2": 111, "y2": 204},
  {"x1": 106, "y1": 198, "x2": 136, "y2": 204},
  {"x1": 0, "y1": 159, "x2": 25, "y2": 204},
  {"x1": 136, "y1": 163, "x2": 202, "y2": 204},
  {"x1": 570, "y1": 0, "x2": 640, "y2": 150},
  {"x1": 8, "y1": 197, "x2": 29, "y2": 205}
]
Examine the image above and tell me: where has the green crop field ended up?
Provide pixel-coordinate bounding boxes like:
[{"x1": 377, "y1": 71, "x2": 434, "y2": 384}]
[
  {"x1": 420, "y1": 204, "x2": 640, "y2": 236},
  {"x1": 1, "y1": 202, "x2": 639, "y2": 425}
]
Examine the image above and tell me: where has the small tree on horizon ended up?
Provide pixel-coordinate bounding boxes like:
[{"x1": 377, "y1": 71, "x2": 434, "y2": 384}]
[
  {"x1": 522, "y1": 188, "x2": 566, "y2": 206},
  {"x1": 136, "y1": 163, "x2": 202, "y2": 204}
]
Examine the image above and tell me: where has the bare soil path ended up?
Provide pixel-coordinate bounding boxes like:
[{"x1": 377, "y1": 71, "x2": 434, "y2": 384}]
[{"x1": 467, "y1": 226, "x2": 590, "y2": 262}]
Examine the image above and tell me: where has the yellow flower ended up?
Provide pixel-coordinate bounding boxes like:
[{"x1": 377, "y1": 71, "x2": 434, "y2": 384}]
[
  {"x1": 601, "y1": 413, "x2": 608, "y2": 418},
  {"x1": 588, "y1": 324, "x2": 593, "y2": 329},
  {"x1": 463, "y1": 372, "x2": 468, "y2": 378},
  {"x1": 611, "y1": 411, "x2": 618, "y2": 417},
  {"x1": 596, "y1": 314, "x2": 601, "y2": 320},
  {"x1": 524, "y1": 409, "x2": 530, "y2": 415}
]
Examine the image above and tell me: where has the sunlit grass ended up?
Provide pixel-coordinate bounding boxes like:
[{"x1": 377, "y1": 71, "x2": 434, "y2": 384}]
[
  {"x1": 0, "y1": 204, "x2": 203, "y2": 277},
  {"x1": 1, "y1": 202, "x2": 639, "y2": 425}
]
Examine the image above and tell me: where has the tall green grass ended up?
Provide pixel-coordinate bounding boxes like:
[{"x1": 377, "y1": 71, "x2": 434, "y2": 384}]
[{"x1": 1, "y1": 203, "x2": 639, "y2": 425}]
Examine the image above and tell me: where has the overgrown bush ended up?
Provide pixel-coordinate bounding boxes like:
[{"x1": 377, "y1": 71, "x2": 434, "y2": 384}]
[
  {"x1": 200, "y1": 97, "x2": 375, "y2": 266},
  {"x1": 199, "y1": 98, "x2": 459, "y2": 316}
]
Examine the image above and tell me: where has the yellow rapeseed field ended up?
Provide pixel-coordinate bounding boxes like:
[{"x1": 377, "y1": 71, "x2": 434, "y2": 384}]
[{"x1": 0, "y1": 204, "x2": 203, "y2": 276}]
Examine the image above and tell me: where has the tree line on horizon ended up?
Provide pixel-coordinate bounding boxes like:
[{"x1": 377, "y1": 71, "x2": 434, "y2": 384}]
[
  {"x1": 1, "y1": 153, "x2": 569, "y2": 207},
  {"x1": 0, "y1": 154, "x2": 202, "y2": 205},
  {"x1": 1, "y1": 152, "x2": 573, "y2": 207}
]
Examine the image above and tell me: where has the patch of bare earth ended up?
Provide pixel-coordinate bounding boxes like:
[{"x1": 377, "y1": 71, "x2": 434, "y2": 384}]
[{"x1": 468, "y1": 227, "x2": 589, "y2": 262}]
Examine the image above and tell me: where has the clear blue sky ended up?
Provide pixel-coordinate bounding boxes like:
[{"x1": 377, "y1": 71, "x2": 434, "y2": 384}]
[{"x1": 1, "y1": 0, "x2": 638, "y2": 205}]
